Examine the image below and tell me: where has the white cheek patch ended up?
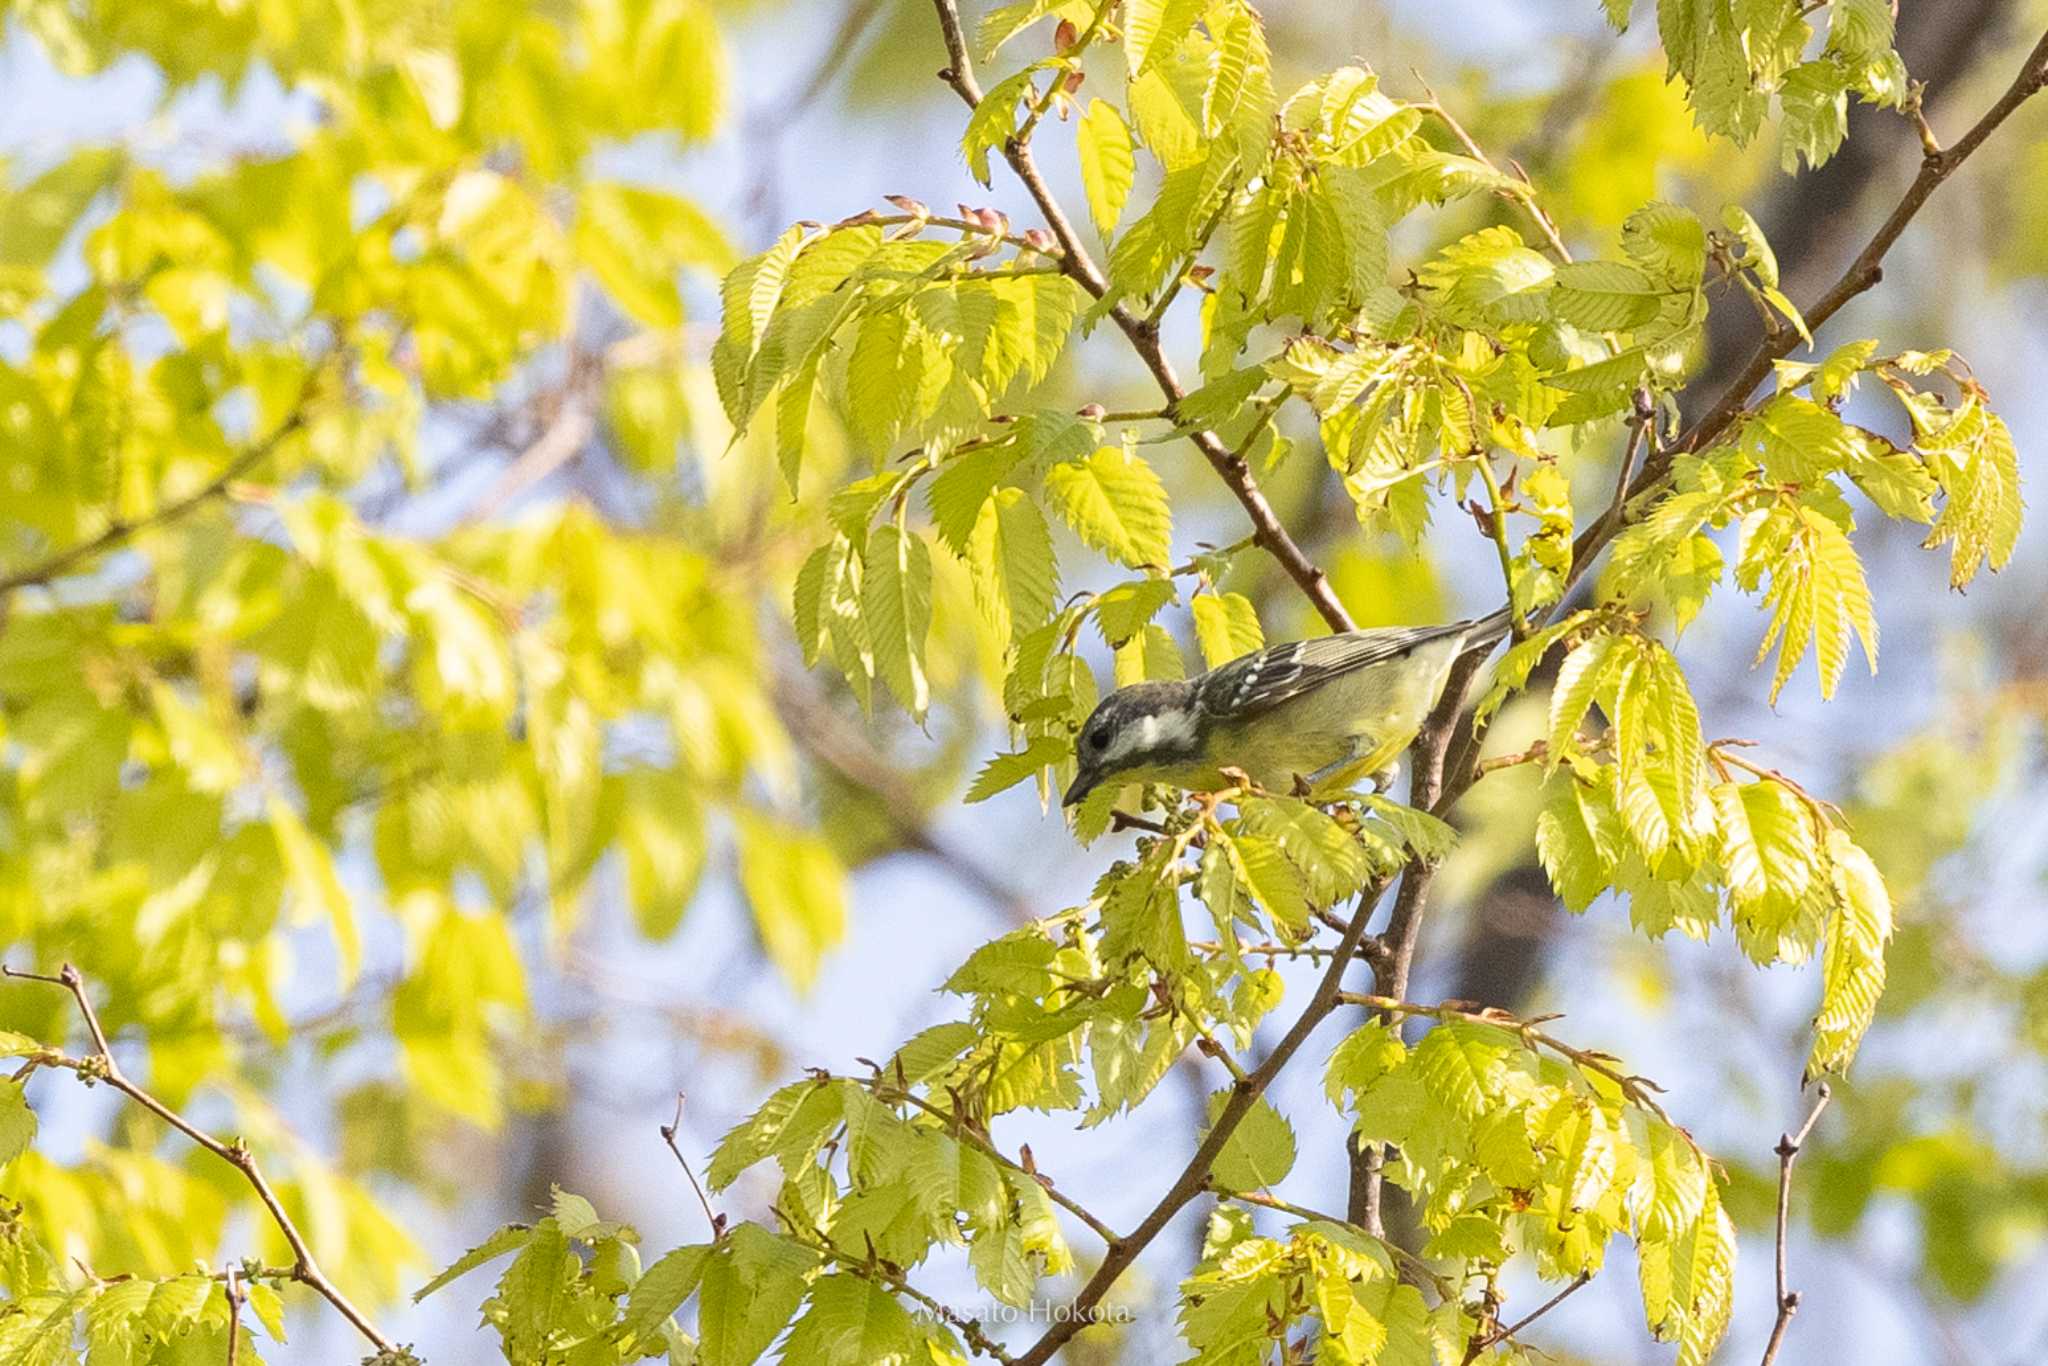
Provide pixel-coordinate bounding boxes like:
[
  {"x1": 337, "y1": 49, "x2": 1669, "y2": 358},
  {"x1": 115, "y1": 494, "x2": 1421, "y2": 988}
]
[{"x1": 1108, "y1": 711, "x2": 1197, "y2": 765}]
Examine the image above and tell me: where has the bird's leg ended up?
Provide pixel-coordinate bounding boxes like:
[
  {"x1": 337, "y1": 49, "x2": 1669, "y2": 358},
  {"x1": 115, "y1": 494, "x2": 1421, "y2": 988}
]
[{"x1": 1368, "y1": 762, "x2": 1400, "y2": 795}]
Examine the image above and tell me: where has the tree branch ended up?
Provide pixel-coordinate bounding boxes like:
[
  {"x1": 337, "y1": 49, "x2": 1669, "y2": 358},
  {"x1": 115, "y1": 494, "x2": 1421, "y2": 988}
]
[
  {"x1": 772, "y1": 675, "x2": 1033, "y2": 922},
  {"x1": 0, "y1": 405, "x2": 311, "y2": 597},
  {"x1": 773, "y1": 1205, "x2": 1018, "y2": 1365},
  {"x1": 1008, "y1": 869, "x2": 1397, "y2": 1365},
  {"x1": 3, "y1": 963, "x2": 404, "y2": 1358},
  {"x1": 1348, "y1": 644, "x2": 1491, "y2": 1231},
  {"x1": 1462, "y1": 1271, "x2": 1589, "y2": 1363},
  {"x1": 1590, "y1": 26, "x2": 2048, "y2": 564},
  {"x1": 925, "y1": 0, "x2": 1355, "y2": 633},
  {"x1": 852, "y1": 1071, "x2": 1123, "y2": 1247},
  {"x1": 1759, "y1": 1082, "x2": 1833, "y2": 1366}
]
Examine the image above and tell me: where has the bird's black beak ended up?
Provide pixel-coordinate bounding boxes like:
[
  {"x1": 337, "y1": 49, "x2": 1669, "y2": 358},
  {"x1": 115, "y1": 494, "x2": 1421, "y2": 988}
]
[{"x1": 1062, "y1": 771, "x2": 1093, "y2": 808}]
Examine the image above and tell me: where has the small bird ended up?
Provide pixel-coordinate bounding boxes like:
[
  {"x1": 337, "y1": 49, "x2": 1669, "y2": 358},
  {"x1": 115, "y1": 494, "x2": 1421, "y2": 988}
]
[{"x1": 1061, "y1": 606, "x2": 1513, "y2": 809}]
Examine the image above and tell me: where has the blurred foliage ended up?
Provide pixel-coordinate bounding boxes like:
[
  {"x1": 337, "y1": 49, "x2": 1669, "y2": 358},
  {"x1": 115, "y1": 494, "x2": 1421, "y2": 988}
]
[{"x1": 0, "y1": 0, "x2": 2040, "y2": 1363}]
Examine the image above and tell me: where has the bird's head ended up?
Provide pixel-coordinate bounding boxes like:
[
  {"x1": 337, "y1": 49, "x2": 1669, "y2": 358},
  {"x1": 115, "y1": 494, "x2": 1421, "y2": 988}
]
[{"x1": 1062, "y1": 679, "x2": 1201, "y2": 808}]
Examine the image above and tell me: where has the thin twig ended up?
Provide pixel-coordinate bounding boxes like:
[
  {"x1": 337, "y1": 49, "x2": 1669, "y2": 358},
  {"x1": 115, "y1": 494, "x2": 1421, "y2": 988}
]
[
  {"x1": 926, "y1": 0, "x2": 1355, "y2": 634},
  {"x1": 224, "y1": 1264, "x2": 244, "y2": 1366},
  {"x1": 0, "y1": 405, "x2": 313, "y2": 596},
  {"x1": 659, "y1": 1093, "x2": 727, "y2": 1243},
  {"x1": 1760, "y1": 1083, "x2": 1833, "y2": 1366},
  {"x1": 855, "y1": 1073, "x2": 1123, "y2": 1247},
  {"x1": 3, "y1": 964, "x2": 402, "y2": 1357},
  {"x1": 1224, "y1": 1189, "x2": 1456, "y2": 1298},
  {"x1": 1604, "y1": 28, "x2": 2048, "y2": 544},
  {"x1": 773, "y1": 1206, "x2": 1019, "y2": 1364},
  {"x1": 1463, "y1": 1271, "x2": 1591, "y2": 1362},
  {"x1": 1413, "y1": 93, "x2": 1573, "y2": 264}
]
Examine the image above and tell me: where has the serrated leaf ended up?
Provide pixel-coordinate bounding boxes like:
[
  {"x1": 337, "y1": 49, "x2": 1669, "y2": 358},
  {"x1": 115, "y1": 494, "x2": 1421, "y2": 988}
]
[
  {"x1": 968, "y1": 487, "x2": 1057, "y2": 644},
  {"x1": 1550, "y1": 259, "x2": 1663, "y2": 330},
  {"x1": 1093, "y1": 576, "x2": 1177, "y2": 646},
  {"x1": 1546, "y1": 633, "x2": 1620, "y2": 760},
  {"x1": 1191, "y1": 592, "x2": 1264, "y2": 668},
  {"x1": 1078, "y1": 99, "x2": 1136, "y2": 236},
  {"x1": 1807, "y1": 828, "x2": 1892, "y2": 1076},
  {"x1": 1124, "y1": 0, "x2": 1204, "y2": 75},
  {"x1": 1043, "y1": 446, "x2": 1173, "y2": 568},
  {"x1": 698, "y1": 1224, "x2": 817, "y2": 1366},
  {"x1": 414, "y1": 1224, "x2": 534, "y2": 1302},
  {"x1": 965, "y1": 735, "x2": 1070, "y2": 803},
  {"x1": 1205, "y1": 1090, "x2": 1297, "y2": 1191},
  {"x1": 862, "y1": 524, "x2": 933, "y2": 719},
  {"x1": 1621, "y1": 202, "x2": 1706, "y2": 286}
]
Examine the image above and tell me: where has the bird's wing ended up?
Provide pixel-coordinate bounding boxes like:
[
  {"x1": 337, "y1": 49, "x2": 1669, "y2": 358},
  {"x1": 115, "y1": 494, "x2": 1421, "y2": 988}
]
[{"x1": 1202, "y1": 617, "x2": 1492, "y2": 720}]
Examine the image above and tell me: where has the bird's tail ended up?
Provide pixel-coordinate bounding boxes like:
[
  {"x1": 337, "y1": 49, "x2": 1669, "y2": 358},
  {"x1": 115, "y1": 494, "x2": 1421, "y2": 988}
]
[{"x1": 1464, "y1": 605, "x2": 1516, "y2": 648}]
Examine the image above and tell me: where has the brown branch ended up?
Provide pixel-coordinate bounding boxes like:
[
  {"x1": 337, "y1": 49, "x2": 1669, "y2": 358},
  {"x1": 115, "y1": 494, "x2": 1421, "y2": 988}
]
[
  {"x1": 1760, "y1": 1083, "x2": 1833, "y2": 1366},
  {"x1": 1007, "y1": 866, "x2": 1397, "y2": 1365},
  {"x1": 1463, "y1": 1271, "x2": 1590, "y2": 1362},
  {"x1": 1349, "y1": 644, "x2": 1491, "y2": 1231},
  {"x1": 659, "y1": 1093, "x2": 727, "y2": 1243},
  {"x1": 224, "y1": 1264, "x2": 245, "y2": 1366},
  {"x1": 926, "y1": 0, "x2": 1355, "y2": 633},
  {"x1": 772, "y1": 675, "x2": 1032, "y2": 922},
  {"x1": 3, "y1": 964, "x2": 403, "y2": 1358},
  {"x1": 1595, "y1": 26, "x2": 2048, "y2": 560},
  {"x1": 0, "y1": 406, "x2": 311, "y2": 597},
  {"x1": 854, "y1": 1072, "x2": 1123, "y2": 1247},
  {"x1": 773, "y1": 1205, "x2": 1018, "y2": 1364}
]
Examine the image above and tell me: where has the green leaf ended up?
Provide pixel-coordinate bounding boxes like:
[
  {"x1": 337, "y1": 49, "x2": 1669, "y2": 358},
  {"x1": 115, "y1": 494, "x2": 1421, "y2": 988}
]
[
  {"x1": 1550, "y1": 259, "x2": 1663, "y2": 330},
  {"x1": 1781, "y1": 60, "x2": 1851, "y2": 171},
  {"x1": 697, "y1": 1224, "x2": 817, "y2": 1366},
  {"x1": 862, "y1": 525, "x2": 934, "y2": 719},
  {"x1": 1124, "y1": 0, "x2": 1205, "y2": 75},
  {"x1": 0, "y1": 1080, "x2": 35, "y2": 1170},
  {"x1": 967, "y1": 487, "x2": 1057, "y2": 645},
  {"x1": 619, "y1": 1244, "x2": 710, "y2": 1347},
  {"x1": 963, "y1": 71, "x2": 1032, "y2": 186},
  {"x1": 1043, "y1": 446, "x2": 1174, "y2": 568},
  {"x1": 1078, "y1": 99, "x2": 1137, "y2": 236},
  {"x1": 1621, "y1": 202, "x2": 1707, "y2": 286},
  {"x1": 1670, "y1": 1179, "x2": 1737, "y2": 1365},
  {"x1": 414, "y1": 1224, "x2": 535, "y2": 1302},
  {"x1": 978, "y1": 0, "x2": 1060, "y2": 59},
  {"x1": 1191, "y1": 592, "x2": 1264, "y2": 668},
  {"x1": 1410, "y1": 1019, "x2": 1512, "y2": 1119},
  {"x1": 1827, "y1": 0, "x2": 1894, "y2": 60},
  {"x1": 1205, "y1": 1090, "x2": 1297, "y2": 1192},
  {"x1": 1546, "y1": 634, "x2": 1620, "y2": 761},
  {"x1": 1536, "y1": 768, "x2": 1623, "y2": 912},
  {"x1": 736, "y1": 813, "x2": 847, "y2": 993},
  {"x1": 1215, "y1": 828, "x2": 1309, "y2": 935},
  {"x1": 1325, "y1": 1020, "x2": 1407, "y2": 1112},
  {"x1": 965, "y1": 735, "x2": 1069, "y2": 803},
  {"x1": 781, "y1": 1274, "x2": 918, "y2": 1365},
  {"x1": 1807, "y1": 828, "x2": 1893, "y2": 1076}
]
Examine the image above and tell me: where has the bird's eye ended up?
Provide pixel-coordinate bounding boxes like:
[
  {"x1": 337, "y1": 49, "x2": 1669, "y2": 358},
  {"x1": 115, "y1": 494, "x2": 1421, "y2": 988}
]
[{"x1": 1087, "y1": 727, "x2": 1110, "y2": 752}]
